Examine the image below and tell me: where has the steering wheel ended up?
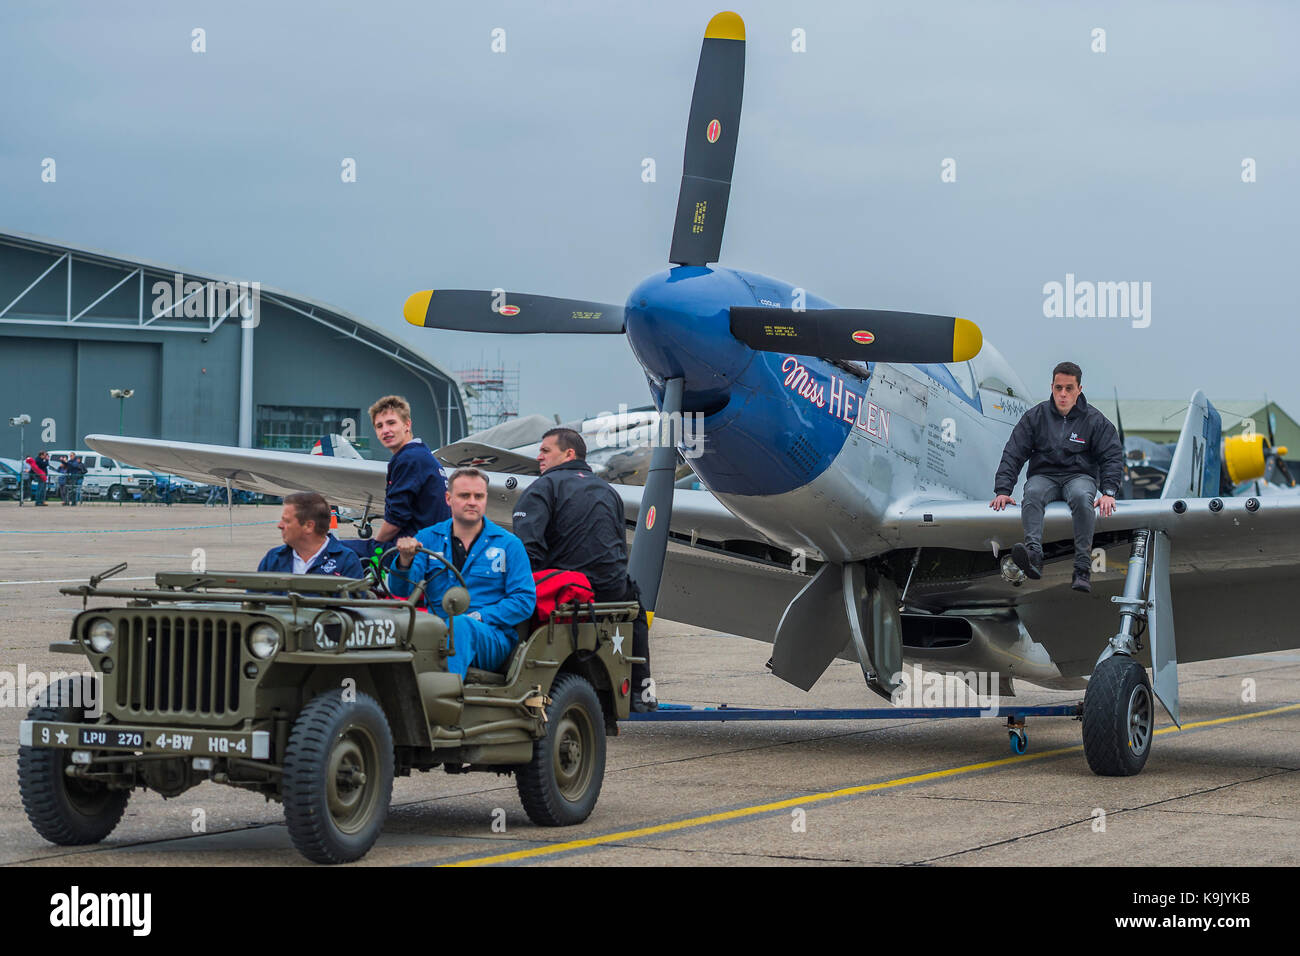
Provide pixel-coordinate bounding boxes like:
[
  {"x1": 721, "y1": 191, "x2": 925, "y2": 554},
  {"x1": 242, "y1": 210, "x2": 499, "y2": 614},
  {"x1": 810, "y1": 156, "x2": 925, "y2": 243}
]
[{"x1": 378, "y1": 544, "x2": 468, "y2": 590}]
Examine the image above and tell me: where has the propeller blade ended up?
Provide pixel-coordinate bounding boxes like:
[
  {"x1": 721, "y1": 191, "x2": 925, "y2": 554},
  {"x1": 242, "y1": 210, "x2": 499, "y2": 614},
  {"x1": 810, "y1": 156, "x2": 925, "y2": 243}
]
[
  {"x1": 403, "y1": 290, "x2": 625, "y2": 334},
  {"x1": 668, "y1": 12, "x2": 745, "y2": 267},
  {"x1": 1113, "y1": 387, "x2": 1128, "y2": 449},
  {"x1": 730, "y1": 307, "x2": 982, "y2": 363},
  {"x1": 627, "y1": 377, "x2": 684, "y2": 619}
]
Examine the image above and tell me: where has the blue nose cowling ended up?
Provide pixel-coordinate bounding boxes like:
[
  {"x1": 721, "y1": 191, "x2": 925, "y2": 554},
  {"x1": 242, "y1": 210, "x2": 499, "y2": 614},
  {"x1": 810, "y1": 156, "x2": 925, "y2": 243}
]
[{"x1": 624, "y1": 267, "x2": 755, "y2": 410}]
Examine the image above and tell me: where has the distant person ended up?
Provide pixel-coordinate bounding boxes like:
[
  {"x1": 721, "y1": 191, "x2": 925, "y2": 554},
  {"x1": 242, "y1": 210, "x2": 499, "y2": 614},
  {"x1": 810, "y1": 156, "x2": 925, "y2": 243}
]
[
  {"x1": 59, "y1": 454, "x2": 87, "y2": 506},
  {"x1": 258, "y1": 492, "x2": 365, "y2": 578},
  {"x1": 389, "y1": 469, "x2": 535, "y2": 679},
  {"x1": 990, "y1": 361, "x2": 1124, "y2": 594},
  {"x1": 512, "y1": 427, "x2": 656, "y2": 710},
  {"x1": 343, "y1": 395, "x2": 450, "y2": 563},
  {"x1": 24, "y1": 451, "x2": 51, "y2": 506}
]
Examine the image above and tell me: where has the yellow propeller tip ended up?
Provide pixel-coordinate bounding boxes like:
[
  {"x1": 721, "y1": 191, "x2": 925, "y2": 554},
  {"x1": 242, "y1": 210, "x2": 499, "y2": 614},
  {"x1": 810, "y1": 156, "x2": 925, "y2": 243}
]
[
  {"x1": 952, "y1": 317, "x2": 983, "y2": 362},
  {"x1": 403, "y1": 291, "x2": 433, "y2": 327},
  {"x1": 705, "y1": 11, "x2": 745, "y2": 41}
]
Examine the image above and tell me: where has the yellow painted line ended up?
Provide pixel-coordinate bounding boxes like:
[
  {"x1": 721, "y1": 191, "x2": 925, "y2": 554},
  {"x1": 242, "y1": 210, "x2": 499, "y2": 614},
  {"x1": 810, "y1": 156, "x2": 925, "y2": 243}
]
[
  {"x1": 1155, "y1": 701, "x2": 1300, "y2": 734},
  {"x1": 443, "y1": 701, "x2": 1300, "y2": 867}
]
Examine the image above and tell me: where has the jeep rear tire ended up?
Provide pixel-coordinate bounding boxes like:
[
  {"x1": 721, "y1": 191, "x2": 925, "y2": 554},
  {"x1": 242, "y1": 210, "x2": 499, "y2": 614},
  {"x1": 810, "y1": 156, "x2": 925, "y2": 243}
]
[
  {"x1": 516, "y1": 673, "x2": 606, "y2": 826},
  {"x1": 18, "y1": 680, "x2": 129, "y2": 845},
  {"x1": 282, "y1": 691, "x2": 394, "y2": 864}
]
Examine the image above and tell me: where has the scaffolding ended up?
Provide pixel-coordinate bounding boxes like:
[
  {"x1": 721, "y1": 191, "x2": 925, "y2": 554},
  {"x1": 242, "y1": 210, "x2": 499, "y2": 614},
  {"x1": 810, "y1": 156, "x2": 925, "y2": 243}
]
[{"x1": 457, "y1": 363, "x2": 520, "y2": 433}]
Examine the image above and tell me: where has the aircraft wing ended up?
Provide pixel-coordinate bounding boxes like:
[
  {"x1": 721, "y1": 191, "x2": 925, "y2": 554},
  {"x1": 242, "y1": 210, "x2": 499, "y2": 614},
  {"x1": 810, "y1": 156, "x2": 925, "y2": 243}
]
[
  {"x1": 879, "y1": 494, "x2": 1300, "y2": 572},
  {"x1": 85, "y1": 434, "x2": 773, "y2": 547},
  {"x1": 85, "y1": 435, "x2": 388, "y2": 513}
]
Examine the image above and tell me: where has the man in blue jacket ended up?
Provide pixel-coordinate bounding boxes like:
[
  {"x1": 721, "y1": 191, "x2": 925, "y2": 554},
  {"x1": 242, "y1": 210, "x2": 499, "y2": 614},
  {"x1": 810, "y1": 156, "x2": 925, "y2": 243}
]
[
  {"x1": 258, "y1": 492, "x2": 366, "y2": 578},
  {"x1": 389, "y1": 468, "x2": 536, "y2": 679},
  {"x1": 370, "y1": 394, "x2": 450, "y2": 542},
  {"x1": 989, "y1": 361, "x2": 1124, "y2": 594}
]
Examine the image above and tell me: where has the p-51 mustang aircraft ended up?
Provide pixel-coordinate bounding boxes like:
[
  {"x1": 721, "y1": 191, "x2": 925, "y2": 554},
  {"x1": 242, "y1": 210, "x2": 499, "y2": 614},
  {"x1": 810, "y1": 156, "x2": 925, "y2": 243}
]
[{"x1": 87, "y1": 11, "x2": 1300, "y2": 777}]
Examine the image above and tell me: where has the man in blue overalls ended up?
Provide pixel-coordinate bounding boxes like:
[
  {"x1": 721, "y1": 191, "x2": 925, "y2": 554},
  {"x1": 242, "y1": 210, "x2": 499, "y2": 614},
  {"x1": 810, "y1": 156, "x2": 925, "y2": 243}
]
[
  {"x1": 258, "y1": 492, "x2": 366, "y2": 578},
  {"x1": 388, "y1": 468, "x2": 536, "y2": 678},
  {"x1": 343, "y1": 395, "x2": 450, "y2": 568}
]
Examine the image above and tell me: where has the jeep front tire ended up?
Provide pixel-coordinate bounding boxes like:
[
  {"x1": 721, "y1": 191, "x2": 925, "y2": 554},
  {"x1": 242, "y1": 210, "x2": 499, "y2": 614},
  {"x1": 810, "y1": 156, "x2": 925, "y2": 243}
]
[
  {"x1": 282, "y1": 691, "x2": 394, "y2": 864},
  {"x1": 19, "y1": 680, "x2": 129, "y2": 845}
]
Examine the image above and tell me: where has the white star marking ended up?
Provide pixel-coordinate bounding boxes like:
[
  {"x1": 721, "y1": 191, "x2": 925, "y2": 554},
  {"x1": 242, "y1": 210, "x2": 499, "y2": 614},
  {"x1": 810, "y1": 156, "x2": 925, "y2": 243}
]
[
  {"x1": 56, "y1": 729, "x2": 69, "y2": 744},
  {"x1": 610, "y1": 628, "x2": 625, "y2": 657}
]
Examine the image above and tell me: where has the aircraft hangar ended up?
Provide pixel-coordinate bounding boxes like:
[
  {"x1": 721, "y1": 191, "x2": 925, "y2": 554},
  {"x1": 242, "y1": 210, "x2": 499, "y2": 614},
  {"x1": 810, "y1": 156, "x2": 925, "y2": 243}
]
[{"x1": 0, "y1": 230, "x2": 466, "y2": 460}]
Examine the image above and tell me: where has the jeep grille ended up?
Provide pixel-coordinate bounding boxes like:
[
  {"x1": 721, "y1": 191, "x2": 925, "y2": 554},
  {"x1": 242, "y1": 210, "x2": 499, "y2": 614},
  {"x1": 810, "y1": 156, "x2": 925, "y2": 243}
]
[{"x1": 116, "y1": 615, "x2": 243, "y2": 717}]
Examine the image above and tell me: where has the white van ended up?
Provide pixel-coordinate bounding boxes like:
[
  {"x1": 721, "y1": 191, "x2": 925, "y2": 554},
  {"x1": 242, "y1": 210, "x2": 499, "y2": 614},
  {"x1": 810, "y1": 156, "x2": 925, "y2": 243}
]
[{"x1": 47, "y1": 449, "x2": 157, "y2": 502}]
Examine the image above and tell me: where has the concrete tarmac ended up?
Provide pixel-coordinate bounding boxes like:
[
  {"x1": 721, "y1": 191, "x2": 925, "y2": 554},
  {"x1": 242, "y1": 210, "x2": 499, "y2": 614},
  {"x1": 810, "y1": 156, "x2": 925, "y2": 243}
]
[{"x1": 1, "y1": 502, "x2": 1296, "y2": 866}]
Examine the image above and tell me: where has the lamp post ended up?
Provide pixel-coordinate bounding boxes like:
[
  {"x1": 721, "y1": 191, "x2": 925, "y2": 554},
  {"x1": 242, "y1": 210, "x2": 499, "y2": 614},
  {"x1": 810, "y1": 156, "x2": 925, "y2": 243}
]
[
  {"x1": 8, "y1": 414, "x2": 31, "y2": 505},
  {"x1": 109, "y1": 388, "x2": 134, "y2": 435}
]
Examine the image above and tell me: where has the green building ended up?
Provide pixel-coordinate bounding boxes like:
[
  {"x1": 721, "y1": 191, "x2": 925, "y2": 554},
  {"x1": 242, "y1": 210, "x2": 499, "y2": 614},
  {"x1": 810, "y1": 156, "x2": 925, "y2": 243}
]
[{"x1": 0, "y1": 231, "x2": 465, "y2": 460}]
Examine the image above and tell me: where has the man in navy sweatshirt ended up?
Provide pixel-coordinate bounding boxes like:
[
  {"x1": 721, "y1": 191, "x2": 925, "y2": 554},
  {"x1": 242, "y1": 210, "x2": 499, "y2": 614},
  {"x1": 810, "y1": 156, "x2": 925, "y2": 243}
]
[{"x1": 343, "y1": 395, "x2": 450, "y2": 563}]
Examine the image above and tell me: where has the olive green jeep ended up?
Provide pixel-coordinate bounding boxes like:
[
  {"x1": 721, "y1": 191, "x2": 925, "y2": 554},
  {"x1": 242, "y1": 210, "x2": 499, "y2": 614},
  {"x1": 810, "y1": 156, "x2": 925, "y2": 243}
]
[{"x1": 18, "y1": 561, "x2": 638, "y2": 864}]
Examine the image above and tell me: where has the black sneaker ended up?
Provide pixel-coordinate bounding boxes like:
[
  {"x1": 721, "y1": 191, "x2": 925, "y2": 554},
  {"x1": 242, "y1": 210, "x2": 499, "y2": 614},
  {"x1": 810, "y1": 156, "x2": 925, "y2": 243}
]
[
  {"x1": 1011, "y1": 543, "x2": 1043, "y2": 580},
  {"x1": 631, "y1": 698, "x2": 659, "y2": 714},
  {"x1": 1071, "y1": 569, "x2": 1092, "y2": 593}
]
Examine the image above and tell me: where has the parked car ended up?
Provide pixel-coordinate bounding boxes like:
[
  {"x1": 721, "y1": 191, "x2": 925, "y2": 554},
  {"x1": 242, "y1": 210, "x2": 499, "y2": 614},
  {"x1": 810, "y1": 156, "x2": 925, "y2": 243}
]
[
  {"x1": 0, "y1": 457, "x2": 21, "y2": 499},
  {"x1": 150, "y1": 472, "x2": 206, "y2": 502}
]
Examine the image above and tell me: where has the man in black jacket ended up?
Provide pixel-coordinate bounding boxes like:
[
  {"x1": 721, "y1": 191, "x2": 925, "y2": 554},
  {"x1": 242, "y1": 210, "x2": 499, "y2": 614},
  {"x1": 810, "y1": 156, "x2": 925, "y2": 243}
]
[
  {"x1": 512, "y1": 427, "x2": 656, "y2": 711},
  {"x1": 989, "y1": 361, "x2": 1124, "y2": 593}
]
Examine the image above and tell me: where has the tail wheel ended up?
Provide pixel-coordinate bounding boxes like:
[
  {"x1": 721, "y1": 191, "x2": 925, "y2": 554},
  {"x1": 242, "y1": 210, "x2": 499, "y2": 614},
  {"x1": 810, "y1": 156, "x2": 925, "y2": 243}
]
[
  {"x1": 282, "y1": 691, "x2": 394, "y2": 864},
  {"x1": 516, "y1": 673, "x2": 606, "y2": 826},
  {"x1": 1082, "y1": 655, "x2": 1154, "y2": 776},
  {"x1": 18, "y1": 680, "x2": 129, "y2": 845}
]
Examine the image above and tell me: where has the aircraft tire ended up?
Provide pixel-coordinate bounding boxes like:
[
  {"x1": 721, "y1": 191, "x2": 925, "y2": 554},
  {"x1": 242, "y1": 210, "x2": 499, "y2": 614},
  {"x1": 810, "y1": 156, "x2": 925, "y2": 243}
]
[{"x1": 1082, "y1": 655, "x2": 1154, "y2": 776}]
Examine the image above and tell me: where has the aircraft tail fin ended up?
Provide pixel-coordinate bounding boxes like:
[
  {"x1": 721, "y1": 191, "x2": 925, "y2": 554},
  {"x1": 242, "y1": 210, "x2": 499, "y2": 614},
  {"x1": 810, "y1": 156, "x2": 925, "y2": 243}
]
[
  {"x1": 1160, "y1": 390, "x2": 1222, "y2": 499},
  {"x1": 310, "y1": 434, "x2": 365, "y2": 459}
]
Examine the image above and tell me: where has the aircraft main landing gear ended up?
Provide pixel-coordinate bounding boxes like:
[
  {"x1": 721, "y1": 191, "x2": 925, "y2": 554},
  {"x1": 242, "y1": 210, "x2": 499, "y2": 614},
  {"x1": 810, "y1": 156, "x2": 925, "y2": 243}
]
[
  {"x1": 1082, "y1": 527, "x2": 1173, "y2": 776},
  {"x1": 1082, "y1": 655, "x2": 1153, "y2": 775}
]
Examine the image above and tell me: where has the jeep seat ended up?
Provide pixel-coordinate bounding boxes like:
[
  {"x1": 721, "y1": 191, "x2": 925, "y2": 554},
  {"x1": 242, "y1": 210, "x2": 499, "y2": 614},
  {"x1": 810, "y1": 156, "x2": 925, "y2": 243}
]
[{"x1": 463, "y1": 620, "x2": 533, "y2": 686}]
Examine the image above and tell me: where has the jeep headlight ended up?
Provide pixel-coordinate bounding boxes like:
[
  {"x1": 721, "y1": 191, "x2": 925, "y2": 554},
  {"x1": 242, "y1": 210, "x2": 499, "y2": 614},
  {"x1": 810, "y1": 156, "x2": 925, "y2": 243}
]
[
  {"x1": 247, "y1": 623, "x2": 281, "y2": 660},
  {"x1": 86, "y1": 618, "x2": 115, "y2": 653}
]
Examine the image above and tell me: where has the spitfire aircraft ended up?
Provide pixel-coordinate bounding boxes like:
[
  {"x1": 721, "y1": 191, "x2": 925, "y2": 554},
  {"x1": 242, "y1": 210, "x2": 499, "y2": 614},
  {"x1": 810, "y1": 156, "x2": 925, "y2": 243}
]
[{"x1": 87, "y1": 11, "x2": 1300, "y2": 777}]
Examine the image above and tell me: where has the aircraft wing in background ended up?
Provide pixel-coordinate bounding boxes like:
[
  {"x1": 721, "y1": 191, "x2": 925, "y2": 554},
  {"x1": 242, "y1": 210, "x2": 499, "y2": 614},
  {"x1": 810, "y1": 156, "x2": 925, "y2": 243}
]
[
  {"x1": 85, "y1": 435, "x2": 388, "y2": 514},
  {"x1": 84, "y1": 434, "x2": 772, "y2": 549}
]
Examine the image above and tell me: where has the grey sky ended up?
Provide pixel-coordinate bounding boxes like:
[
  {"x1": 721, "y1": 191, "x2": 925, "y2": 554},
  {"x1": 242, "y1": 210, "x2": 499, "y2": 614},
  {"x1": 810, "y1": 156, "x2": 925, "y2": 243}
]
[{"x1": 3, "y1": 1, "x2": 1297, "y2": 426}]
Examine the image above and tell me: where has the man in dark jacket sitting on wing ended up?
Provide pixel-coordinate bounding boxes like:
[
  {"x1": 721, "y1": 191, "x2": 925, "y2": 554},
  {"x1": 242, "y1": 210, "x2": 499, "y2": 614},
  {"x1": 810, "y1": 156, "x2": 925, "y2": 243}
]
[{"x1": 989, "y1": 361, "x2": 1124, "y2": 594}]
